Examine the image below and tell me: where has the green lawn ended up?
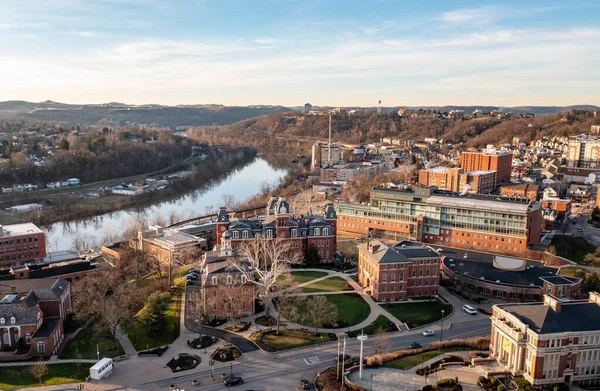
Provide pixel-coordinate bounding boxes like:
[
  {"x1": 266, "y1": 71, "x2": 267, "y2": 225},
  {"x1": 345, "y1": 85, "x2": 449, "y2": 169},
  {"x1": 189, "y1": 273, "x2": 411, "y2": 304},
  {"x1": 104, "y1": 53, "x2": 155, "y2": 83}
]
[
  {"x1": 550, "y1": 235, "x2": 597, "y2": 265},
  {"x1": 252, "y1": 329, "x2": 334, "y2": 351},
  {"x1": 289, "y1": 271, "x2": 328, "y2": 284},
  {"x1": 301, "y1": 277, "x2": 349, "y2": 293},
  {"x1": 383, "y1": 348, "x2": 467, "y2": 370},
  {"x1": 59, "y1": 326, "x2": 124, "y2": 359},
  {"x1": 385, "y1": 301, "x2": 453, "y2": 328},
  {"x1": 124, "y1": 288, "x2": 183, "y2": 351},
  {"x1": 0, "y1": 363, "x2": 93, "y2": 390},
  {"x1": 348, "y1": 315, "x2": 397, "y2": 337},
  {"x1": 295, "y1": 294, "x2": 370, "y2": 328},
  {"x1": 559, "y1": 266, "x2": 588, "y2": 277}
]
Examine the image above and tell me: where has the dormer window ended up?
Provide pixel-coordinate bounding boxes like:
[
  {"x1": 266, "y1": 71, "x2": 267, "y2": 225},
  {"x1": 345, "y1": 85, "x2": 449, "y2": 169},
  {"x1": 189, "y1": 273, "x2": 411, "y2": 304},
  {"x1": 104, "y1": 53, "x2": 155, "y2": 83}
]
[
  {"x1": 266, "y1": 230, "x2": 273, "y2": 239},
  {"x1": 211, "y1": 276, "x2": 218, "y2": 285},
  {"x1": 232, "y1": 230, "x2": 239, "y2": 239},
  {"x1": 226, "y1": 275, "x2": 233, "y2": 284},
  {"x1": 291, "y1": 229, "x2": 297, "y2": 237},
  {"x1": 10, "y1": 317, "x2": 15, "y2": 324},
  {"x1": 242, "y1": 230, "x2": 249, "y2": 239},
  {"x1": 314, "y1": 228, "x2": 320, "y2": 236},
  {"x1": 323, "y1": 228, "x2": 328, "y2": 235},
  {"x1": 241, "y1": 275, "x2": 247, "y2": 284},
  {"x1": 0, "y1": 317, "x2": 4, "y2": 325}
]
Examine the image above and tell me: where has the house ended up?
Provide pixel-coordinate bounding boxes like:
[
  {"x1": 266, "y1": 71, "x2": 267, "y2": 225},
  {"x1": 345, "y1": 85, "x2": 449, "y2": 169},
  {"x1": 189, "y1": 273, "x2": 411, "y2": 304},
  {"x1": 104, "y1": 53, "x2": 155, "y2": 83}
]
[
  {"x1": 0, "y1": 278, "x2": 71, "y2": 361},
  {"x1": 568, "y1": 184, "x2": 590, "y2": 202}
]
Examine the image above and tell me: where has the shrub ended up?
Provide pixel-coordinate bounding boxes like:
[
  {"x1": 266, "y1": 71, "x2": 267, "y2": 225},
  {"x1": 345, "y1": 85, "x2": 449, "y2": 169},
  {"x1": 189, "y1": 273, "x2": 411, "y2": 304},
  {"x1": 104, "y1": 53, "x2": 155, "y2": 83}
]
[
  {"x1": 478, "y1": 376, "x2": 487, "y2": 384},
  {"x1": 490, "y1": 378, "x2": 499, "y2": 386},
  {"x1": 514, "y1": 379, "x2": 535, "y2": 391},
  {"x1": 437, "y1": 378, "x2": 457, "y2": 387},
  {"x1": 498, "y1": 385, "x2": 506, "y2": 391}
]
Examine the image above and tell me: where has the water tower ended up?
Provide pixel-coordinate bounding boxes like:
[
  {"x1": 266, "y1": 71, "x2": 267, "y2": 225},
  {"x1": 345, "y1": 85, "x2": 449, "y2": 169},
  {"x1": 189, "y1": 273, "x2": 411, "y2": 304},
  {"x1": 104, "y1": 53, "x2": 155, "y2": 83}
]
[{"x1": 377, "y1": 100, "x2": 382, "y2": 114}]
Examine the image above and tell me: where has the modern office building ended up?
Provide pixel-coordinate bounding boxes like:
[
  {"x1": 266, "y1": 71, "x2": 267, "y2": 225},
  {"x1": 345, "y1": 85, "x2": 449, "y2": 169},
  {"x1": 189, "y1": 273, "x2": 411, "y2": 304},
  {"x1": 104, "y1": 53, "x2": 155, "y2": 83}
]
[
  {"x1": 567, "y1": 136, "x2": 600, "y2": 168},
  {"x1": 357, "y1": 240, "x2": 441, "y2": 301},
  {"x1": 488, "y1": 292, "x2": 600, "y2": 388},
  {"x1": 418, "y1": 167, "x2": 496, "y2": 194},
  {"x1": 337, "y1": 186, "x2": 542, "y2": 256},
  {"x1": 460, "y1": 148, "x2": 513, "y2": 183},
  {"x1": 0, "y1": 223, "x2": 47, "y2": 269}
]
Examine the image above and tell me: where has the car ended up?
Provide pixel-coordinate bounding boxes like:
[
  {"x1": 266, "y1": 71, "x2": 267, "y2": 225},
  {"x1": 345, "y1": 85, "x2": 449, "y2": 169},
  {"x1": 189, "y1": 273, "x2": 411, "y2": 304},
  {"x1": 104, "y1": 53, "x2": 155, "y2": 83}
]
[
  {"x1": 223, "y1": 376, "x2": 243, "y2": 386},
  {"x1": 463, "y1": 253, "x2": 468, "y2": 259},
  {"x1": 185, "y1": 273, "x2": 198, "y2": 280},
  {"x1": 334, "y1": 353, "x2": 350, "y2": 361},
  {"x1": 409, "y1": 342, "x2": 422, "y2": 349},
  {"x1": 463, "y1": 304, "x2": 477, "y2": 315},
  {"x1": 422, "y1": 329, "x2": 435, "y2": 337},
  {"x1": 301, "y1": 379, "x2": 311, "y2": 389},
  {"x1": 578, "y1": 228, "x2": 585, "y2": 232}
]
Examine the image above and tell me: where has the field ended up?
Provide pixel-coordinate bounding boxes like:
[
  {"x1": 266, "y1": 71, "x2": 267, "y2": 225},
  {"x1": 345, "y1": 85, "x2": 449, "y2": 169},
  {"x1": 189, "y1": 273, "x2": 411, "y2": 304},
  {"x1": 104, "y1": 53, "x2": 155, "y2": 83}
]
[
  {"x1": 0, "y1": 363, "x2": 93, "y2": 390},
  {"x1": 385, "y1": 301, "x2": 453, "y2": 328},
  {"x1": 301, "y1": 277, "x2": 349, "y2": 293}
]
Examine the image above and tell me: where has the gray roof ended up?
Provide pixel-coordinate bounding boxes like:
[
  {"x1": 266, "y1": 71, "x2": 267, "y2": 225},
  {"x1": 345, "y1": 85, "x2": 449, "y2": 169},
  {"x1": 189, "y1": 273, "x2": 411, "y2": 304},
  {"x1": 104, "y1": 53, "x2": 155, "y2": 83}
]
[
  {"x1": 505, "y1": 302, "x2": 600, "y2": 334},
  {"x1": 0, "y1": 304, "x2": 40, "y2": 326},
  {"x1": 33, "y1": 317, "x2": 61, "y2": 338},
  {"x1": 539, "y1": 275, "x2": 581, "y2": 286},
  {"x1": 359, "y1": 240, "x2": 439, "y2": 264}
]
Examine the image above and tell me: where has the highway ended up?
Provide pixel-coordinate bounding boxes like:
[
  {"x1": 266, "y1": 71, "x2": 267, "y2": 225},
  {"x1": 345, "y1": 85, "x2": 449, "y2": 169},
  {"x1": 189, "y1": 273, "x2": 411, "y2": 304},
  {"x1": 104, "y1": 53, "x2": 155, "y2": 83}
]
[{"x1": 150, "y1": 319, "x2": 491, "y2": 391}]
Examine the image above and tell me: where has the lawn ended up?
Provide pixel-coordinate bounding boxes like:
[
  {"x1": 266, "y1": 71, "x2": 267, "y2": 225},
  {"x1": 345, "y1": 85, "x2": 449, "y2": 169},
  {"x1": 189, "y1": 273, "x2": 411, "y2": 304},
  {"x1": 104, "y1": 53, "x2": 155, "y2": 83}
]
[
  {"x1": 295, "y1": 294, "x2": 370, "y2": 328},
  {"x1": 0, "y1": 363, "x2": 93, "y2": 390},
  {"x1": 289, "y1": 271, "x2": 328, "y2": 284},
  {"x1": 385, "y1": 301, "x2": 453, "y2": 328},
  {"x1": 383, "y1": 348, "x2": 468, "y2": 370},
  {"x1": 550, "y1": 235, "x2": 598, "y2": 265},
  {"x1": 59, "y1": 326, "x2": 124, "y2": 359},
  {"x1": 348, "y1": 315, "x2": 397, "y2": 337},
  {"x1": 559, "y1": 266, "x2": 588, "y2": 277},
  {"x1": 301, "y1": 277, "x2": 349, "y2": 293},
  {"x1": 252, "y1": 329, "x2": 334, "y2": 351},
  {"x1": 125, "y1": 288, "x2": 183, "y2": 351}
]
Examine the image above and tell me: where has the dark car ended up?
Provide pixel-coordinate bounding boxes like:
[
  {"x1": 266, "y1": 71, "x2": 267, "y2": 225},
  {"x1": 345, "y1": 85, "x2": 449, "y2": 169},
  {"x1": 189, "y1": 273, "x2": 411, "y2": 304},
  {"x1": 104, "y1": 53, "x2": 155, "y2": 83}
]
[
  {"x1": 334, "y1": 353, "x2": 350, "y2": 361},
  {"x1": 409, "y1": 342, "x2": 422, "y2": 349},
  {"x1": 301, "y1": 379, "x2": 311, "y2": 389},
  {"x1": 223, "y1": 376, "x2": 243, "y2": 386}
]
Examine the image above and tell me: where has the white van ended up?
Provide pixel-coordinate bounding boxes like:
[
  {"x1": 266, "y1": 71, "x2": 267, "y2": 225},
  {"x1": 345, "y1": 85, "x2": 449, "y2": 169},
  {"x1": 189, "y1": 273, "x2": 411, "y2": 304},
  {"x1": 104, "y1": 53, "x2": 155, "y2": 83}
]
[{"x1": 463, "y1": 304, "x2": 477, "y2": 315}]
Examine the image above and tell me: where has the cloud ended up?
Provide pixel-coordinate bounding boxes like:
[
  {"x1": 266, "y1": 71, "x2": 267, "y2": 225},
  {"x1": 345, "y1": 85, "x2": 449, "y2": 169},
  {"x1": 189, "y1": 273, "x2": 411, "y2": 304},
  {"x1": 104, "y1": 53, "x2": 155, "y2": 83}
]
[
  {"x1": 0, "y1": 22, "x2": 47, "y2": 30},
  {"x1": 438, "y1": 5, "x2": 501, "y2": 26},
  {"x1": 254, "y1": 38, "x2": 278, "y2": 44},
  {"x1": 71, "y1": 30, "x2": 97, "y2": 37}
]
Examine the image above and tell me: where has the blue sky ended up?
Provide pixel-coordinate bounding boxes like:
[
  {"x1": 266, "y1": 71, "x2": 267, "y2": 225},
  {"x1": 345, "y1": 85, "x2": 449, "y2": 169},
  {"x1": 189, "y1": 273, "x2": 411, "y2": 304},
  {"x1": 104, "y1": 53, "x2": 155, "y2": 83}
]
[{"x1": 1, "y1": 0, "x2": 599, "y2": 107}]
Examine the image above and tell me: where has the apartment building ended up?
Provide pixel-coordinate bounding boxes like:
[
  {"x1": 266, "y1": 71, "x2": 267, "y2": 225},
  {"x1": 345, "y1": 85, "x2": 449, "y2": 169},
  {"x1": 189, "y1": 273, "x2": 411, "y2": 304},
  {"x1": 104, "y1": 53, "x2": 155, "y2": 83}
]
[
  {"x1": 0, "y1": 224, "x2": 46, "y2": 269},
  {"x1": 500, "y1": 183, "x2": 540, "y2": 201},
  {"x1": 337, "y1": 186, "x2": 542, "y2": 256},
  {"x1": 489, "y1": 292, "x2": 600, "y2": 388},
  {"x1": 460, "y1": 148, "x2": 513, "y2": 182},
  {"x1": 418, "y1": 167, "x2": 497, "y2": 194},
  {"x1": 216, "y1": 198, "x2": 338, "y2": 262},
  {"x1": 357, "y1": 240, "x2": 441, "y2": 301},
  {"x1": 567, "y1": 136, "x2": 600, "y2": 168},
  {"x1": 321, "y1": 162, "x2": 385, "y2": 182}
]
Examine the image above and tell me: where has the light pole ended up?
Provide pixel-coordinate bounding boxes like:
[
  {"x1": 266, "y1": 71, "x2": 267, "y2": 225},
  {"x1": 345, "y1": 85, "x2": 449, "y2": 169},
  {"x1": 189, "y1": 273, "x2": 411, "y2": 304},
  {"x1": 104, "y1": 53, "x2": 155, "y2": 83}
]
[
  {"x1": 371, "y1": 374, "x2": 373, "y2": 391},
  {"x1": 440, "y1": 309, "x2": 445, "y2": 359},
  {"x1": 358, "y1": 331, "x2": 368, "y2": 380}
]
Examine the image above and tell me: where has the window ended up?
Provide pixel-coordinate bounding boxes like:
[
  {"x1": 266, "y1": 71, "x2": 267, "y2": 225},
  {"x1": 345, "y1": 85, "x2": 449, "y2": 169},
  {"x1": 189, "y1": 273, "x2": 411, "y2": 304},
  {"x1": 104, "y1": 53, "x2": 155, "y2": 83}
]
[
  {"x1": 266, "y1": 230, "x2": 273, "y2": 238},
  {"x1": 241, "y1": 275, "x2": 247, "y2": 284},
  {"x1": 212, "y1": 276, "x2": 218, "y2": 285},
  {"x1": 232, "y1": 231, "x2": 239, "y2": 239},
  {"x1": 242, "y1": 230, "x2": 249, "y2": 239},
  {"x1": 314, "y1": 228, "x2": 320, "y2": 236},
  {"x1": 227, "y1": 275, "x2": 233, "y2": 284},
  {"x1": 26, "y1": 333, "x2": 31, "y2": 344},
  {"x1": 323, "y1": 228, "x2": 329, "y2": 235},
  {"x1": 291, "y1": 229, "x2": 297, "y2": 237},
  {"x1": 10, "y1": 317, "x2": 15, "y2": 324},
  {"x1": 0, "y1": 317, "x2": 4, "y2": 325}
]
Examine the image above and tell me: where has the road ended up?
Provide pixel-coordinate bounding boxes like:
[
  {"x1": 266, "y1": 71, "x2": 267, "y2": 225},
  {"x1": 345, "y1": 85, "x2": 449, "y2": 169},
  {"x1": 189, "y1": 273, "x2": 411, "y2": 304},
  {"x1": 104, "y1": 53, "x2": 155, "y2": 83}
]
[{"x1": 149, "y1": 319, "x2": 491, "y2": 391}]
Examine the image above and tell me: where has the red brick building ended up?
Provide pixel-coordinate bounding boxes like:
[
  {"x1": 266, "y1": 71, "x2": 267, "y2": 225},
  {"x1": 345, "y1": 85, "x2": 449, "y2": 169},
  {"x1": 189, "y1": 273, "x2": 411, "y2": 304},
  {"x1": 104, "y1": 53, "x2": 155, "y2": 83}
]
[
  {"x1": 0, "y1": 223, "x2": 46, "y2": 269},
  {"x1": 460, "y1": 150, "x2": 513, "y2": 183},
  {"x1": 0, "y1": 278, "x2": 71, "y2": 361},
  {"x1": 500, "y1": 183, "x2": 540, "y2": 201},
  {"x1": 215, "y1": 197, "x2": 337, "y2": 262},
  {"x1": 357, "y1": 240, "x2": 441, "y2": 302}
]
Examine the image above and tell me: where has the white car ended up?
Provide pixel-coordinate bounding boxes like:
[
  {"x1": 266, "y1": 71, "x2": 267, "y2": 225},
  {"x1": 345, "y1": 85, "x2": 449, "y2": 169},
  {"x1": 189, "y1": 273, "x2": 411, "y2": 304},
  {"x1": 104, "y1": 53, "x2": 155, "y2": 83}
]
[{"x1": 422, "y1": 329, "x2": 435, "y2": 337}]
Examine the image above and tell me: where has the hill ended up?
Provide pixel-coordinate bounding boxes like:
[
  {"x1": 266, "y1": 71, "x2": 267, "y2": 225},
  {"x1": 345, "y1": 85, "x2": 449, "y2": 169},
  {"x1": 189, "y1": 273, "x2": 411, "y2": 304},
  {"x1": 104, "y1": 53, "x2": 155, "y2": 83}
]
[
  {"x1": 0, "y1": 100, "x2": 290, "y2": 127},
  {"x1": 290, "y1": 105, "x2": 600, "y2": 115}
]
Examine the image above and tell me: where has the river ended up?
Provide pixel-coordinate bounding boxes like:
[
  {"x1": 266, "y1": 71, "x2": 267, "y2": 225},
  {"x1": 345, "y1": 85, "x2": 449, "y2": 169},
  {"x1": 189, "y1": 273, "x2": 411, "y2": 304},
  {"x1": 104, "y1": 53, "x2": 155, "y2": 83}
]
[{"x1": 43, "y1": 158, "x2": 287, "y2": 251}]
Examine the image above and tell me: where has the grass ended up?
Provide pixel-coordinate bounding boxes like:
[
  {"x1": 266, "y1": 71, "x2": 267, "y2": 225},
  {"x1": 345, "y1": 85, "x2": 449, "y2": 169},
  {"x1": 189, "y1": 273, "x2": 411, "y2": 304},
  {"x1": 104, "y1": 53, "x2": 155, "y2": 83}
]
[
  {"x1": 348, "y1": 315, "x2": 397, "y2": 337},
  {"x1": 301, "y1": 277, "x2": 349, "y2": 293},
  {"x1": 289, "y1": 270, "x2": 328, "y2": 284},
  {"x1": 559, "y1": 266, "x2": 589, "y2": 277},
  {"x1": 550, "y1": 235, "x2": 598, "y2": 265},
  {"x1": 59, "y1": 326, "x2": 123, "y2": 359},
  {"x1": 383, "y1": 347, "x2": 467, "y2": 370},
  {"x1": 385, "y1": 301, "x2": 453, "y2": 328},
  {"x1": 294, "y1": 294, "x2": 370, "y2": 328},
  {"x1": 252, "y1": 329, "x2": 334, "y2": 351},
  {"x1": 125, "y1": 288, "x2": 183, "y2": 351},
  {"x1": 0, "y1": 363, "x2": 93, "y2": 390}
]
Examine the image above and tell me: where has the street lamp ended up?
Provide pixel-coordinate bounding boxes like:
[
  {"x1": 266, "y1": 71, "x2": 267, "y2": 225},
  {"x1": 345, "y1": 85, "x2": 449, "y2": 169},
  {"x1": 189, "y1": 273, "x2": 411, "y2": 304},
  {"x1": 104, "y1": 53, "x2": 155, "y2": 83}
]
[
  {"x1": 358, "y1": 331, "x2": 368, "y2": 380},
  {"x1": 440, "y1": 309, "x2": 445, "y2": 359}
]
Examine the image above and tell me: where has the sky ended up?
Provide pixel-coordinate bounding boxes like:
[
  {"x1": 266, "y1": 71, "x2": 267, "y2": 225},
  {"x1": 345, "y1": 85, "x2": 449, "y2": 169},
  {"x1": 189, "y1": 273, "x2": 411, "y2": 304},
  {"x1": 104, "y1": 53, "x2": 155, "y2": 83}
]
[{"x1": 1, "y1": 0, "x2": 599, "y2": 107}]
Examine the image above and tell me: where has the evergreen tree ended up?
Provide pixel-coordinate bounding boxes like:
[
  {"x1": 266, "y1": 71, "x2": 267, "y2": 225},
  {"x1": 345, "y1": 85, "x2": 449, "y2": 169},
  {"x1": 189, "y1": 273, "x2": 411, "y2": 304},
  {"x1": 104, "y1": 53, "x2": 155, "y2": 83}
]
[{"x1": 304, "y1": 244, "x2": 321, "y2": 266}]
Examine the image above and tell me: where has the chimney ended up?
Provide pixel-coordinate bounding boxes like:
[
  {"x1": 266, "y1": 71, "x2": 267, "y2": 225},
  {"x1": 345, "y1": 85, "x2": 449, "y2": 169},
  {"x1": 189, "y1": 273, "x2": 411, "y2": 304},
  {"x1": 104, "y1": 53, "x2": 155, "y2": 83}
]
[
  {"x1": 20, "y1": 296, "x2": 26, "y2": 308},
  {"x1": 10, "y1": 285, "x2": 16, "y2": 293},
  {"x1": 543, "y1": 294, "x2": 562, "y2": 312}
]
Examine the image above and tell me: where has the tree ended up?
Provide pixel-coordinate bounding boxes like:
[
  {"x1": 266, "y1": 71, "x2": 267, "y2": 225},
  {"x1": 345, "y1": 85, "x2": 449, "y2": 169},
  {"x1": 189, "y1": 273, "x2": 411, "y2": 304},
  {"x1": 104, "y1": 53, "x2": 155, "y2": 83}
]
[
  {"x1": 547, "y1": 245, "x2": 557, "y2": 255},
  {"x1": 273, "y1": 273, "x2": 305, "y2": 334},
  {"x1": 373, "y1": 326, "x2": 390, "y2": 354},
  {"x1": 303, "y1": 295, "x2": 337, "y2": 335},
  {"x1": 60, "y1": 138, "x2": 70, "y2": 150},
  {"x1": 207, "y1": 272, "x2": 246, "y2": 325},
  {"x1": 139, "y1": 291, "x2": 171, "y2": 342},
  {"x1": 304, "y1": 244, "x2": 321, "y2": 266},
  {"x1": 29, "y1": 359, "x2": 48, "y2": 384},
  {"x1": 230, "y1": 237, "x2": 302, "y2": 319}
]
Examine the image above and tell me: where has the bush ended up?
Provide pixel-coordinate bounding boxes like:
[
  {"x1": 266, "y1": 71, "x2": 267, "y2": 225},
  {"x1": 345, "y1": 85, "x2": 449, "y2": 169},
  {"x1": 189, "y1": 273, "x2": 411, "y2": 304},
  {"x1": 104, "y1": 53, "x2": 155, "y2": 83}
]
[
  {"x1": 478, "y1": 376, "x2": 487, "y2": 384},
  {"x1": 514, "y1": 379, "x2": 535, "y2": 391},
  {"x1": 437, "y1": 378, "x2": 457, "y2": 387},
  {"x1": 498, "y1": 385, "x2": 506, "y2": 391}
]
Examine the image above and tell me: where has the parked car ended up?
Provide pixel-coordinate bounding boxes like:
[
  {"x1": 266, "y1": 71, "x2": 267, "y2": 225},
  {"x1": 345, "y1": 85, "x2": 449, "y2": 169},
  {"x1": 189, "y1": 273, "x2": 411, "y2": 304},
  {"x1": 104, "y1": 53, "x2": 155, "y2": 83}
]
[
  {"x1": 463, "y1": 304, "x2": 477, "y2": 315},
  {"x1": 185, "y1": 274, "x2": 198, "y2": 280},
  {"x1": 409, "y1": 342, "x2": 422, "y2": 349},
  {"x1": 189, "y1": 268, "x2": 199, "y2": 274},
  {"x1": 301, "y1": 379, "x2": 311, "y2": 389},
  {"x1": 334, "y1": 353, "x2": 350, "y2": 361},
  {"x1": 223, "y1": 376, "x2": 243, "y2": 386},
  {"x1": 422, "y1": 329, "x2": 435, "y2": 337}
]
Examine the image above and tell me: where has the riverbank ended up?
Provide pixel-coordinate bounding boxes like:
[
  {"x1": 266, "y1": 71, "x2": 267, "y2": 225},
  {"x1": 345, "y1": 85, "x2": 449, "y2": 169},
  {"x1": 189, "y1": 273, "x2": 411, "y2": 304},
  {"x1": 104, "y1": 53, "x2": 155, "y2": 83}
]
[{"x1": 1, "y1": 147, "x2": 257, "y2": 227}]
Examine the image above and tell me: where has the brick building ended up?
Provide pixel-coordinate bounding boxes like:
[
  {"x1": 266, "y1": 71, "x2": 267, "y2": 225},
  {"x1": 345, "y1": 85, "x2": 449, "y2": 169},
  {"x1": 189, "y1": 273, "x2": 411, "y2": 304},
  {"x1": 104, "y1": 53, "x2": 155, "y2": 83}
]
[
  {"x1": 418, "y1": 167, "x2": 497, "y2": 194},
  {"x1": 567, "y1": 135, "x2": 600, "y2": 168},
  {"x1": 487, "y1": 292, "x2": 600, "y2": 388},
  {"x1": 337, "y1": 186, "x2": 542, "y2": 256},
  {"x1": 357, "y1": 240, "x2": 441, "y2": 301},
  {"x1": 0, "y1": 278, "x2": 71, "y2": 361},
  {"x1": 500, "y1": 183, "x2": 540, "y2": 201},
  {"x1": 0, "y1": 223, "x2": 46, "y2": 268},
  {"x1": 132, "y1": 226, "x2": 207, "y2": 265},
  {"x1": 460, "y1": 149, "x2": 513, "y2": 183},
  {"x1": 216, "y1": 197, "x2": 337, "y2": 262}
]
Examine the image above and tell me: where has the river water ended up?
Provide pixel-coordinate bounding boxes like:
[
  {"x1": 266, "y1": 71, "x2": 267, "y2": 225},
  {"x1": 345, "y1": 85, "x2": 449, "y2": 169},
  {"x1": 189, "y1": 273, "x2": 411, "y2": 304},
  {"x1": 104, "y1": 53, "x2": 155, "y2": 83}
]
[{"x1": 43, "y1": 158, "x2": 287, "y2": 251}]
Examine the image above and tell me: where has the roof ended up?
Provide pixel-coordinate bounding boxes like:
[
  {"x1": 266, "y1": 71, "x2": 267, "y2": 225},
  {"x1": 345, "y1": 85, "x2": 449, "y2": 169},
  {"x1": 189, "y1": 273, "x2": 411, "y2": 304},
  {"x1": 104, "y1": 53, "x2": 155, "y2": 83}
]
[
  {"x1": 42, "y1": 250, "x2": 82, "y2": 264},
  {"x1": 0, "y1": 304, "x2": 39, "y2": 326},
  {"x1": 33, "y1": 317, "x2": 61, "y2": 338},
  {"x1": 539, "y1": 275, "x2": 581, "y2": 286},
  {"x1": 0, "y1": 223, "x2": 43, "y2": 238},
  {"x1": 359, "y1": 240, "x2": 439, "y2": 264},
  {"x1": 0, "y1": 278, "x2": 69, "y2": 301},
  {"x1": 426, "y1": 195, "x2": 530, "y2": 214},
  {"x1": 503, "y1": 301, "x2": 600, "y2": 334}
]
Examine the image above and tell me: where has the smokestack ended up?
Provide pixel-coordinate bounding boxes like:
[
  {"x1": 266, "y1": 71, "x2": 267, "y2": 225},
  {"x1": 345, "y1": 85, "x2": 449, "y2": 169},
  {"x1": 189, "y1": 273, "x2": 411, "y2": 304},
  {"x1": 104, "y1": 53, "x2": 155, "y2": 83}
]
[
  {"x1": 460, "y1": 184, "x2": 472, "y2": 196},
  {"x1": 328, "y1": 113, "x2": 332, "y2": 165}
]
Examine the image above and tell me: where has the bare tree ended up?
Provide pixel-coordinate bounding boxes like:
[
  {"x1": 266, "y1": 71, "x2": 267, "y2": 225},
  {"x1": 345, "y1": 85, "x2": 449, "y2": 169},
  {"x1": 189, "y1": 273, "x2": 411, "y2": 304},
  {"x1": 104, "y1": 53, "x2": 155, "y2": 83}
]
[
  {"x1": 151, "y1": 213, "x2": 167, "y2": 227},
  {"x1": 303, "y1": 295, "x2": 337, "y2": 335},
  {"x1": 29, "y1": 358, "x2": 48, "y2": 384},
  {"x1": 221, "y1": 194, "x2": 236, "y2": 210},
  {"x1": 273, "y1": 273, "x2": 305, "y2": 334},
  {"x1": 230, "y1": 237, "x2": 302, "y2": 319},
  {"x1": 373, "y1": 326, "x2": 390, "y2": 354},
  {"x1": 168, "y1": 210, "x2": 180, "y2": 226},
  {"x1": 208, "y1": 272, "x2": 245, "y2": 325},
  {"x1": 547, "y1": 245, "x2": 557, "y2": 255},
  {"x1": 396, "y1": 162, "x2": 416, "y2": 182}
]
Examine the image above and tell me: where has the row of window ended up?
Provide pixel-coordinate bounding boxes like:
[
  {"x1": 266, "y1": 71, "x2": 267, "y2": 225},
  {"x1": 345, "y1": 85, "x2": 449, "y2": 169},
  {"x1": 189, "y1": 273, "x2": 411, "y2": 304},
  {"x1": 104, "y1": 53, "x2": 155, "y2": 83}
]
[
  {"x1": 230, "y1": 227, "x2": 331, "y2": 239},
  {"x1": 0, "y1": 236, "x2": 40, "y2": 246}
]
